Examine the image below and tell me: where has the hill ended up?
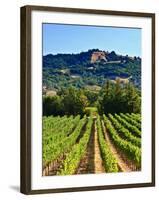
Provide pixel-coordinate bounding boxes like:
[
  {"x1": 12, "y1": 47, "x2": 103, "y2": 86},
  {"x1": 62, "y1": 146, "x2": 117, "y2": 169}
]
[{"x1": 43, "y1": 49, "x2": 141, "y2": 91}]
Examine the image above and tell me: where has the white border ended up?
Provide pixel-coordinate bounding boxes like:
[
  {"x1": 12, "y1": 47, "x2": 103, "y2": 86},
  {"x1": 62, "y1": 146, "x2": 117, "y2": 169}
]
[{"x1": 31, "y1": 10, "x2": 152, "y2": 190}]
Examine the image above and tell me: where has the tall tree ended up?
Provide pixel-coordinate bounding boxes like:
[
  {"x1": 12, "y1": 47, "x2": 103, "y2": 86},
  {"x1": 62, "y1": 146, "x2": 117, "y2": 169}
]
[
  {"x1": 62, "y1": 87, "x2": 88, "y2": 115},
  {"x1": 125, "y1": 83, "x2": 141, "y2": 113}
]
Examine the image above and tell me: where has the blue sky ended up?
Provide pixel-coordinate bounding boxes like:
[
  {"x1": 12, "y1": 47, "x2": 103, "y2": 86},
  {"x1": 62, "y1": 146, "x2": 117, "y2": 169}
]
[{"x1": 43, "y1": 23, "x2": 141, "y2": 57}]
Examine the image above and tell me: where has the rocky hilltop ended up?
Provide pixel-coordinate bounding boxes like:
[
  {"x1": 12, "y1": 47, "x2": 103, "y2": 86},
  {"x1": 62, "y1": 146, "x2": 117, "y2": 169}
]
[{"x1": 91, "y1": 51, "x2": 107, "y2": 63}]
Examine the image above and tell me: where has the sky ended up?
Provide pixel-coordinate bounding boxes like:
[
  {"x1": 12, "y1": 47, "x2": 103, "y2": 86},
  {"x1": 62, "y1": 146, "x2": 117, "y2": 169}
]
[{"x1": 43, "y1": 23, "x2": 141, "y2": 57}]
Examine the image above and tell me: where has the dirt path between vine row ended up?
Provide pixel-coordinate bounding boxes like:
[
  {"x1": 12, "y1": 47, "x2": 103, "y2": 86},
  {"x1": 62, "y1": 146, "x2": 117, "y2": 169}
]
[
  {"x1": 93, "y1": 120, "x2": 105, "y2": 173},
  {"x1": 101, "y1": 120, "x2": 131, "y2": 172},
  {"x1": 76, "y1": 119, "x2": 105, "y2": 174}
]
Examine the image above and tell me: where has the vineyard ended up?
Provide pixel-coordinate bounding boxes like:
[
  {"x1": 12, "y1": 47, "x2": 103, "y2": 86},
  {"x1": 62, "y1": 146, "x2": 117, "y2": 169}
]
[{"x1": 42, "y1": 113, "x2": 141, "y2": 176}]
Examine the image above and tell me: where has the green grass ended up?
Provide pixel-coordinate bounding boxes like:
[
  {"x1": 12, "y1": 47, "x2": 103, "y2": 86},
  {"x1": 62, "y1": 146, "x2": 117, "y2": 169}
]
[{"x1": 85, "y1": 107, "x2": 98, "y2": 116}]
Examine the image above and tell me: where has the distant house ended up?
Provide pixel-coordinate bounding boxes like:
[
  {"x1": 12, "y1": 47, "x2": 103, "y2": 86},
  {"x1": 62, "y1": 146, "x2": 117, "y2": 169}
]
[
  {"x1": 45, "y1": 90, "x2": 57, "y2": 96},
  {"x1": 43, "y1": 86, "x2": 47, "y2": 91},
  {"x1": 87, "y1": 67, "x2": 94, "y2": 70},
  {"x1": 70, "y1": 75, "x2": 81, "y2": 79},
  {"x1": 42, "y1": 86, "x2": 47, "y2": 95},
  {"x1": 106, "y1": 60, "x2": 121, "y2": 64},
  {"x1": 116, "y1": 77, "x2": 128, "y2": 84},
  {"x1": 110, "y1": 76, "x2": 132, "y2": 85},
  {"x1": 116, "y1": 76, "x2": 132, "y2": 84}
]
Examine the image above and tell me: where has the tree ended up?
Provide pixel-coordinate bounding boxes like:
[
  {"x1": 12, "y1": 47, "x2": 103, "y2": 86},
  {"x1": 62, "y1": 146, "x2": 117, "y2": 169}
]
[
  {"x1": 83, "y1": 89, "x2": 98, "y2": 106},
  {"x1": 62, "y1": 87, "x2": 88, "y2": 115},
  {"x1": 124, "y1": 83, "x2": 141, "y2": 113},
  {"x1": 43, "y1": 95, "x2": 63, "y2": 116},
  {"x1": 98, "y1": 80, "x2": 141, "y2": 114},
  {"x1": 98, "y1": 80, "x2": 115, "y2": 114}
]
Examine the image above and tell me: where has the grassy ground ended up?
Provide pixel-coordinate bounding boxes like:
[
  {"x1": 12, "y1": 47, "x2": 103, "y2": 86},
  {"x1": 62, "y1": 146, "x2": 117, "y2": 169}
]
[{"x1": 85, "y1": 107, "x2": 98, "y2": 117}]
